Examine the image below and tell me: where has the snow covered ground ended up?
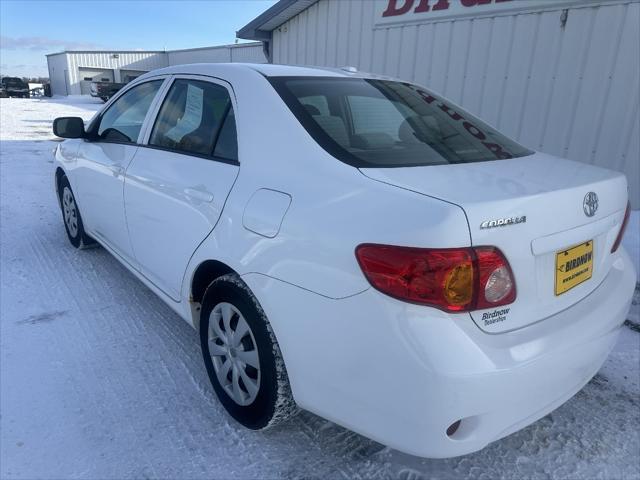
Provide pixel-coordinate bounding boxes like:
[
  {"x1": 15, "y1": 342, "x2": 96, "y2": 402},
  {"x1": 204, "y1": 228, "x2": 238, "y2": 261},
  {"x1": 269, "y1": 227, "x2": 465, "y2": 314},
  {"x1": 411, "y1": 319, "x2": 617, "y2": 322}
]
[{"x1": 1, "y1": 96, "x2": 639, "y2": 479}]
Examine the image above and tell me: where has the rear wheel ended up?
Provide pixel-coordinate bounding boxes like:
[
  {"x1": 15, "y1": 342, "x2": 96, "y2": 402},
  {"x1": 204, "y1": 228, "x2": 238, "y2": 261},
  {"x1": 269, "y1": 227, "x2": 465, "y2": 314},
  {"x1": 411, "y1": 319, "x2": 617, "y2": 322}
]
[
  {"x1": 59, "y1": 176, "x2": 95, "y2": 249},
  {"x1": 200, "y1": 274, "x2": 297, "y2": 429}
]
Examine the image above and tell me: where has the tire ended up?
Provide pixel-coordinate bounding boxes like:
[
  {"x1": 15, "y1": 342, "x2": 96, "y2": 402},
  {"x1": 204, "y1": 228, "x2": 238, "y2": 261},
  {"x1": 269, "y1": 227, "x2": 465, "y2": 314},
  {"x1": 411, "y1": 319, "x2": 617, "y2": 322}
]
[
  {"x1": 200, "y1": 274, "x2": 298, "y2": 429},
  {"x1": 58, "y1": 176, "x2": 95, "y2": 249}
]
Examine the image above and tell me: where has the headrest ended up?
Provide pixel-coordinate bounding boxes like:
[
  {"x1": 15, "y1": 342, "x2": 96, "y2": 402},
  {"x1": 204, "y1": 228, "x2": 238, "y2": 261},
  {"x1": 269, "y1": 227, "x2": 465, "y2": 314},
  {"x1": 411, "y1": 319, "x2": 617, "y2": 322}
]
[
  {"x1": 303, "y1": 103, "x2": 321, "y2": 116},
  {"x1": 313, "y1": 115, "x2": 349, "y2": 147}
]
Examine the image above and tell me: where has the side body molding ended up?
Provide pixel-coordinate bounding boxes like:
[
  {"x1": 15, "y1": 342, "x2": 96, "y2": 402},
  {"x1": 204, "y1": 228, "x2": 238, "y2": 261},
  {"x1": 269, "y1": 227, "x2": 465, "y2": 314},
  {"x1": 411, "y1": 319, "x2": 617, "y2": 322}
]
[{"x1": 243, "y1": 188, "x2": 292, "y2": 238}]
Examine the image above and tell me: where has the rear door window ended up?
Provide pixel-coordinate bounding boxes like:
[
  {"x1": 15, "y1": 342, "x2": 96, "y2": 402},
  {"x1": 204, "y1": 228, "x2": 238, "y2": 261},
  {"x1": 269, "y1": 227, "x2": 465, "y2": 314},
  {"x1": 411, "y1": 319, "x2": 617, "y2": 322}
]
[
  {"x1": 149, "y1": 79, "x2": 237, "y2": 160},
  {"x1": 213, "y1": 108, "x2": 238, "y2": 162}
]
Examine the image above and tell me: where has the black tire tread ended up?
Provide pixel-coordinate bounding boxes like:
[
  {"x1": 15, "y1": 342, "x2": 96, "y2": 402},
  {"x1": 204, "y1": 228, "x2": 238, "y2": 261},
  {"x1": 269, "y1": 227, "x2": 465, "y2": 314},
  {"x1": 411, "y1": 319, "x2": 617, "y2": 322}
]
[
  {"x1": 201, "y1": 273, "x2": 298, "y2": 429},
  {"x1": 58, "y1": 175, "x2": 96, "y2": 249}
]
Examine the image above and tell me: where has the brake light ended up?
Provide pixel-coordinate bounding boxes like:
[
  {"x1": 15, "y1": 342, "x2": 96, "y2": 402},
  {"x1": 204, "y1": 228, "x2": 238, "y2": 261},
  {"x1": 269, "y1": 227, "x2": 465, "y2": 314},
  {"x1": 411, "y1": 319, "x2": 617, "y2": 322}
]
[
  {"x1": 355, "y1": 244, "x2": 516, "y2": 312},
  {"x1": 611, "y1": 202, "x2": 631, "y2": 253}
]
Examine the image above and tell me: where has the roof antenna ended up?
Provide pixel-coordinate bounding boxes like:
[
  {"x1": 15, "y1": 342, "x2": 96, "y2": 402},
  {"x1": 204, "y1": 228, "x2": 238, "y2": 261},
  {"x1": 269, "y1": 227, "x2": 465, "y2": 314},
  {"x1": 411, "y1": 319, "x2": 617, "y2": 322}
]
[{"x1": 340, "y1": 66, "x2": 358, "y2": 73}]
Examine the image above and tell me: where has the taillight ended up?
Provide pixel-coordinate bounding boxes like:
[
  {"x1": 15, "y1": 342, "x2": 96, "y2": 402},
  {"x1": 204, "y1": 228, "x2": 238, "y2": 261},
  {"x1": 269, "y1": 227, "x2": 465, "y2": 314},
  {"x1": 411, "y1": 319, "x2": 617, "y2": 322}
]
[
  {"x1": 611, "y1": 202, "x2": 631, "y2": 253},
  {"x1": 474, "y1": 247, "x2": 516, "y2": 310},
  {"x1": 355, "y1": 244, "x2": 516, "y2": 312}
]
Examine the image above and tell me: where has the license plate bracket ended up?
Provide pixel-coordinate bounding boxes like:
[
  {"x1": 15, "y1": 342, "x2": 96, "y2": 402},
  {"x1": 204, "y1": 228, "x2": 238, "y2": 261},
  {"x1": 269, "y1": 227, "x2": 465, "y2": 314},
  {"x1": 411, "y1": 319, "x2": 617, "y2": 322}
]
[{"x1": 555, "y1": 241, "x2": 594, "y2": 296}]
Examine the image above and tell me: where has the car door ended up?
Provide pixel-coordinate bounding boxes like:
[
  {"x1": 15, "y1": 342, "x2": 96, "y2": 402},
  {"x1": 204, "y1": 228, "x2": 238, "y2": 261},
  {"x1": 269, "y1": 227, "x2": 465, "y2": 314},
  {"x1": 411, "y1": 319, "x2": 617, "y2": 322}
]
[
  {"x1": 74, "y1": 78, "x2": 166, "y2": 264},
  {"x1": 124, "y1": 76, "x2": 240, "y2": 301}
]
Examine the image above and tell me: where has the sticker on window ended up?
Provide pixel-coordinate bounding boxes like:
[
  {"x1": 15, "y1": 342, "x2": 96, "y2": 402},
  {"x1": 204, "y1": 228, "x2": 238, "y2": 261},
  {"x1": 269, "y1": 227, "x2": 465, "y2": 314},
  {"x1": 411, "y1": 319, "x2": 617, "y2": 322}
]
[{"x1": 165, "y1": 84, "x2": 204, "y2": 143}]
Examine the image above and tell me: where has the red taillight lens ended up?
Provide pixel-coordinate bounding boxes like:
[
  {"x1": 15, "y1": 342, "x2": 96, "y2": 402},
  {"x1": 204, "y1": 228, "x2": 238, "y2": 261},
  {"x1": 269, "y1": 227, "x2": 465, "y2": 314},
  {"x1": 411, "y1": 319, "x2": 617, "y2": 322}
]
[
  {"x1": 611, "y1": 202, "x2": 631, "y2": 253},
  {"x1": 355, "y1": 244, "x2": 516, "y2": 312}
]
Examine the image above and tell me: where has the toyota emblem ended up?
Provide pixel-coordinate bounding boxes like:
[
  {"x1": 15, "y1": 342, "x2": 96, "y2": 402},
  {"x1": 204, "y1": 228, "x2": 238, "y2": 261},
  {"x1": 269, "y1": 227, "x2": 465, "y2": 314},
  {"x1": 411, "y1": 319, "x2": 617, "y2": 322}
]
[{"x1": 583, "y1": 192, "x2": 599, "y2": 217}]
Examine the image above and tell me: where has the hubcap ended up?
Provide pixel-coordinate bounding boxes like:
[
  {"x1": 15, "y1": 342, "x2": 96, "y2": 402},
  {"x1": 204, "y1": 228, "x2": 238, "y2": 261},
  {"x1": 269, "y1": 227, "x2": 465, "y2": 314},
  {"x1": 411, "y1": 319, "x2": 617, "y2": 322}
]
[
  {"x1": 62, "y1": 187, "x2": 78, "y2": 237},
  {"x1": 208, "y1": 302, "x2": 260, "y2": 406}
]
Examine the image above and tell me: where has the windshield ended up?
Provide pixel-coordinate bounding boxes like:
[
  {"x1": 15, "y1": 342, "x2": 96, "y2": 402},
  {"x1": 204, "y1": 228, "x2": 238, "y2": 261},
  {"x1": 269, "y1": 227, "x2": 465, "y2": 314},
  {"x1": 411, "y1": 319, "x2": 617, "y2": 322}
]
[{"x1": 269, "y1": 77, "x2": 532, "y2": 168}]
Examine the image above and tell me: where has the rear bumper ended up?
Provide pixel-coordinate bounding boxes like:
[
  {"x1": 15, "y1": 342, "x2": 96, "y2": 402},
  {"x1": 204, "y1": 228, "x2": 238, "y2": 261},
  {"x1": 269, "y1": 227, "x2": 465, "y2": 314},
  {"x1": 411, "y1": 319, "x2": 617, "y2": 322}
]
[{"x1": 243, "y1": 248, "x2": 636, "y2": 458}]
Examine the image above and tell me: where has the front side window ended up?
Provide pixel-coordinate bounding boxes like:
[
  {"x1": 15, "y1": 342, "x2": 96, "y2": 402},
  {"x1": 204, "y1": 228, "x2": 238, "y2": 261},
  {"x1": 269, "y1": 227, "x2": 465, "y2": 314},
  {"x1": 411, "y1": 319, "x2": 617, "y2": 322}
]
[
  {"x1": 270, "y1": 77, "x2": 533, "y2": 168},
  {"x1": 149, "y1": 79, "x2": 237, "y2": 159},
  {"x1": 96, "y1": 80, "x2": 163, "y2": 143}
]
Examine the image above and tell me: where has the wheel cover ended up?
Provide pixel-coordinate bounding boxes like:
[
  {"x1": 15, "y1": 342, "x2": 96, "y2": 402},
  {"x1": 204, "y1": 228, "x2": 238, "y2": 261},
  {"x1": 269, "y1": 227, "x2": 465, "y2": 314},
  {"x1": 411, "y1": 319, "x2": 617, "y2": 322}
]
[
  {"x1": 62, "y1": 187, "x2": 78, "y2": 237},
  {"x1": 208, "y1": 302, "x2": 261, "y2": 406}
]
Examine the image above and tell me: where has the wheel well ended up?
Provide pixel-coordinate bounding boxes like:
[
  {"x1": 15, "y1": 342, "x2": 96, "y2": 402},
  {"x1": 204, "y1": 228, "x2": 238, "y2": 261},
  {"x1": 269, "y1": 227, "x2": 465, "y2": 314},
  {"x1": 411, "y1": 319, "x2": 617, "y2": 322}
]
[{"x1": 190, "y1": 260, "x2": 235, "y2": 304}]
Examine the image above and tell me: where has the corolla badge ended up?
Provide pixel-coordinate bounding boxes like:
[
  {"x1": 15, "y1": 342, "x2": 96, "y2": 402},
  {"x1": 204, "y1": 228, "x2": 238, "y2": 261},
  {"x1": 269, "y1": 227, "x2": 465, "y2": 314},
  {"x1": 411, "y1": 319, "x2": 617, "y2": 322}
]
[
  {"x1": 480, "y1": 216, "x2": 526, "y2": 229},
  {"x1": 583, "y1": 192, "x2": 598, "y2": 217}
]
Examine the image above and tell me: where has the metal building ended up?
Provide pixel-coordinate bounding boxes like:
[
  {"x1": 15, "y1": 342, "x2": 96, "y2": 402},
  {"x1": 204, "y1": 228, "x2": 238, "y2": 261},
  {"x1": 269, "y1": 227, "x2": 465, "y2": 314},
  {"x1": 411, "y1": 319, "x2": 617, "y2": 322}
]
[
  {"x1": 238, "y1": 0, "x2": 640, "y2": 208},
  {"x1": 46, "y1": 42, "x2": 266, "y2": 96}
]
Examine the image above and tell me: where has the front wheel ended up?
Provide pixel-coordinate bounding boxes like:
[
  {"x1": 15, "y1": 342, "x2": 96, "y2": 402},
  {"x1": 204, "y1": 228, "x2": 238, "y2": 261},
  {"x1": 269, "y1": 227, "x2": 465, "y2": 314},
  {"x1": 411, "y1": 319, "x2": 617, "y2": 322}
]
[
  {"x1": 59, "y1": 176, "x2": 95, "y2": 249},
  {"x1": 200, "y1": 274, "x2": 298, "y2": 429}
]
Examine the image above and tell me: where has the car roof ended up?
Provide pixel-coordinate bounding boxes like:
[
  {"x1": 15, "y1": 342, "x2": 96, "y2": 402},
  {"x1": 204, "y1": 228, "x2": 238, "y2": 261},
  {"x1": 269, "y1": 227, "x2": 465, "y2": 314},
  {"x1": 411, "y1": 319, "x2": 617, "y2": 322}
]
[{"x1": 138, "y1": 62, "x2": 395, "y2": 81}]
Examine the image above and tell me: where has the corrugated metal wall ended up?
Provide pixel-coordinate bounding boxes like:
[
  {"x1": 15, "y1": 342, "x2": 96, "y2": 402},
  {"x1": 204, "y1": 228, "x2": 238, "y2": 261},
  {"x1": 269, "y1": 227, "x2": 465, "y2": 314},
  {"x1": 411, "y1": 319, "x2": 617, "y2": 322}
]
[
  {"x1": 49, "y1": 44, "x2": 267, "y2": 96},
  {"x1": 167, "y1": 44, "x2": 266, "y2": 64},
  {"x1": 272, "y1": 0, "x2": 640, "y2": 208},
  {"x1": 64, "y1": 52, "x2": 168, "y2": 95},
  {"x1": 168, "y1": 47, "x2": 232, "y2": 64},
  {"x1": 230, "y1": 44, "x2": 268, "y2": 63}
]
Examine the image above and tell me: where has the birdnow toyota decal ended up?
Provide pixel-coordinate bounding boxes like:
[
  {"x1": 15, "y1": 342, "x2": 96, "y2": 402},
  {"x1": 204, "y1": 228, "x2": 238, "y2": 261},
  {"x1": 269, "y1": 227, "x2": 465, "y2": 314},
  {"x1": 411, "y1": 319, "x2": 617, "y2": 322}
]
[
  {"x1": 375, "y1": 0, "x2": 595, "y2": 26},
  {"x1": 383, "y1": 0, "x2": 513, "y2": 18}
]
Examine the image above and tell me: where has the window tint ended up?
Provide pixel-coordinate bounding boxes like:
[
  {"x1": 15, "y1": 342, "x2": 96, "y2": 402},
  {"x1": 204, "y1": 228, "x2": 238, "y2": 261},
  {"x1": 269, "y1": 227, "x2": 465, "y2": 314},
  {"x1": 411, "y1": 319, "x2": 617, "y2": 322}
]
[
  {"x1": 149, "y1": 79, "x2": 236, "y2": 158},
  {"x1": 348, "y1": 96, "x2": 407, "y2": 140},
  {"x1": 299, "y1": 95, "x2": 330, "y2": 116},
  {"x1": 213, "y1": 109, "x2": 238, "y2": 161},
  {"x1": 269, "y1": 77, "x2": 532, "y2": 168},
  {"x1": 97, "y1": 80, "x2": 162, "y2": 143}
]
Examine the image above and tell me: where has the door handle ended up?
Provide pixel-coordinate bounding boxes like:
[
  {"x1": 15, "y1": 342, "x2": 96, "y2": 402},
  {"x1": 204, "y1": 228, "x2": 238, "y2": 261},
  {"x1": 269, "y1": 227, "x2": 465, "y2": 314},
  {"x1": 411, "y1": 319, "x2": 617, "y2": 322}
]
[{"x1": 184, "y1": 188, "x2": 214, "y2": 203}]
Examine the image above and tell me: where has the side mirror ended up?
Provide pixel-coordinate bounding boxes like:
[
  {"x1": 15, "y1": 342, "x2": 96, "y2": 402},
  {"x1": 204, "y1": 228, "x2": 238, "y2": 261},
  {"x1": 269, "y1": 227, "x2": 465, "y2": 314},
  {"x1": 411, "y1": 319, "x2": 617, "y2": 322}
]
[{"x1": 53, "y1": 117, "x2": 86, "y2": 139}]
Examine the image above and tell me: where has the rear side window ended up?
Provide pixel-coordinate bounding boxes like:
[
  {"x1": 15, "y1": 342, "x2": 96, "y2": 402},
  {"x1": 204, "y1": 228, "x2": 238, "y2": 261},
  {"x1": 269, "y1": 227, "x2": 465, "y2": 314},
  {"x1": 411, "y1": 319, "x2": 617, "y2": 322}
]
[
  {"x1": 213, "y1": 109, "x2": 238, "y2": 161},
  {"x1": 269, "y1": 77, "x2": 532, "y2": 168},
  {"x1": 149, "y1": 79, "x2": 237, "y2": 160},
  {"x1": 96, "y1": 80, "x2": 163, "y2": 143}
]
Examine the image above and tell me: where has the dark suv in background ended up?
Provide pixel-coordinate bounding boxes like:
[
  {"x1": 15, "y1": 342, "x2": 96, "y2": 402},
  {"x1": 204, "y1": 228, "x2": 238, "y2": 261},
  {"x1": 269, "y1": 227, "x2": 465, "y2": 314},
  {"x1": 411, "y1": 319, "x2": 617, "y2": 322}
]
[{"x1": 1, "y1": 77, "x2": 30, "y2": 98}]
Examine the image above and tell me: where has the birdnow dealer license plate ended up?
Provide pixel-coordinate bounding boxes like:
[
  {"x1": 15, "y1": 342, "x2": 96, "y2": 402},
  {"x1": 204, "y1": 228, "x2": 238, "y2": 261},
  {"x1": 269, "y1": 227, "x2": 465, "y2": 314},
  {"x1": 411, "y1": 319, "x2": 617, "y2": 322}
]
[{"x1": 555, "y1": 241, "x2": 593, "y2": 295}]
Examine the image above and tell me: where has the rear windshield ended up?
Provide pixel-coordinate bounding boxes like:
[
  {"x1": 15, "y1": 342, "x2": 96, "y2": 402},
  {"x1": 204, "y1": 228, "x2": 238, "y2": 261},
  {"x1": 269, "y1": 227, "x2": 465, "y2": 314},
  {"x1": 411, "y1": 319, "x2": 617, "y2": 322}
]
[{"x1": 269, "y1": 77, "x2": 532, "y2": 168}]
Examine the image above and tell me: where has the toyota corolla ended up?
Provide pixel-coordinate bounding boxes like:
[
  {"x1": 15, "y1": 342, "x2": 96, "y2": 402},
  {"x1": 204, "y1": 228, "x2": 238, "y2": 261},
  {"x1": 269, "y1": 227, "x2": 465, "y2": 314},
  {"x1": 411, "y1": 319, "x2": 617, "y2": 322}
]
[{"x1": 52, "y1": 63, "x2": 636, "y2": 458}]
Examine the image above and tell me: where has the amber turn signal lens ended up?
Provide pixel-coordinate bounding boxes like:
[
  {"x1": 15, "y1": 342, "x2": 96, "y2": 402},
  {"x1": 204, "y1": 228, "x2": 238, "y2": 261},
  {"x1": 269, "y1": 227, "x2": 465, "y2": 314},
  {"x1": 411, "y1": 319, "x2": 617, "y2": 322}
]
[{"x1": 443, "y1": 262, "x2": 474, "y2": 306}]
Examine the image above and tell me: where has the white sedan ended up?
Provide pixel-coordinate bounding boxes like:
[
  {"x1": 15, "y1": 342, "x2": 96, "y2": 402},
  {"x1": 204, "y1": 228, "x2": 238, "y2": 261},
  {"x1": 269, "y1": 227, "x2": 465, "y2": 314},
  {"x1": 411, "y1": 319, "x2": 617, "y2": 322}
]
[{"x1": 52, "y1": 63, "x2": 636, "y2": 458}]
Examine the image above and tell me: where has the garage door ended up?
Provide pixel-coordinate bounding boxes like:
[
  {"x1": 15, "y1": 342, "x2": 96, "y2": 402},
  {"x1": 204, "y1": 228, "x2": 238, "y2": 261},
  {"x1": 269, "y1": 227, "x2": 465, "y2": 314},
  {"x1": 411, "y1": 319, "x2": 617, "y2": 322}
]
[
  {"x1": 78, "y1": 68, "x2": 114, "y2": 95},
  {"x1": 120, "y1": 69, "x2": 147, "y2": 83}
]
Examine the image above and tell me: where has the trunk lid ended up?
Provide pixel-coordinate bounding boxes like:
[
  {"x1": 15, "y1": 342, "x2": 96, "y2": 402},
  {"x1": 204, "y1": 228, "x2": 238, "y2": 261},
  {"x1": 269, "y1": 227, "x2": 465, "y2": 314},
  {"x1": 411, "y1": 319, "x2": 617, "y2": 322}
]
[{"x1": 360, "y1": 152, "x2": 629, "y2": 333}]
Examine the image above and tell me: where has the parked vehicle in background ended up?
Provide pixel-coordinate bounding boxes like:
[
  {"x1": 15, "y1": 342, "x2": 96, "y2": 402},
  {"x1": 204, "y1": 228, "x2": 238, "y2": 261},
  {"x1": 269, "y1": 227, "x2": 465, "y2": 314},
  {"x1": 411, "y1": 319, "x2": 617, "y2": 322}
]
[
  {"x1": 51, "y1": 63, "x2": 635, "y2": 459},
  {"x1": 90, "y1": 81, "x2": 126, "y2": 102},
  {"x1": 1, "y1": 77, "x2": 30, "y2": 98},
  {"x1": 28, "y1": 83, "x2": 45, "y2": 97},
  {"x1": 0, "y1": 84, "x2": 7, "y2": 98}
]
